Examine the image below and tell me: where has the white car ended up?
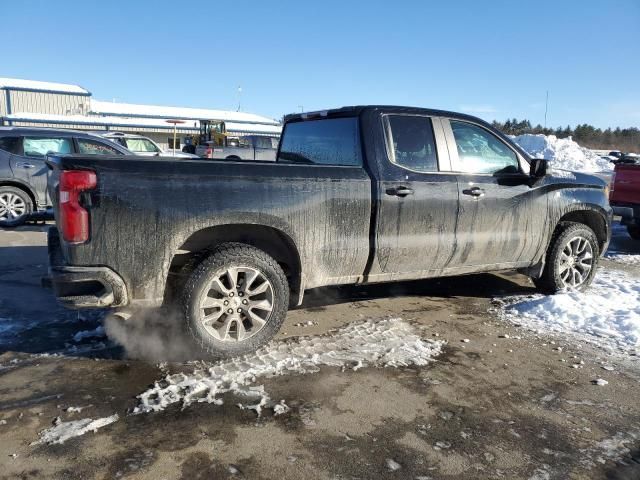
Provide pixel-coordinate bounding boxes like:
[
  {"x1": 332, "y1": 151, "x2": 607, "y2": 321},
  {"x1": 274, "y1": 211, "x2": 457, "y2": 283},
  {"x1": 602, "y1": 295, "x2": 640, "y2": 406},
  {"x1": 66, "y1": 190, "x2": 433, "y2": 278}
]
[{"x1": 99, "y1": 132, "x2": 199, "y2": 158}]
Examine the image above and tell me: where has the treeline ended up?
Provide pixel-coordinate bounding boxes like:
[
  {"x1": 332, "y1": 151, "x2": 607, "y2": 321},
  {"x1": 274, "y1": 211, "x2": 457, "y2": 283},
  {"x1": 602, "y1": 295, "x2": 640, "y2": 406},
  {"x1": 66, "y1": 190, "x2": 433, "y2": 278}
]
[{"x1": 491, "y1": 119, "x2": 640, "y2": 152}]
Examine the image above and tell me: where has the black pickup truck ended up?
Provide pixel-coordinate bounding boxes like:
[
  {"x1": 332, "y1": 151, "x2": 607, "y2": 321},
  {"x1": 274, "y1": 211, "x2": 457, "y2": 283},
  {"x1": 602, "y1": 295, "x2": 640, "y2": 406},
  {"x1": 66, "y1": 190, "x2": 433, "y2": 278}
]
[{"x1": 46, "y1": 106, "x2": 612, "y2": 357}]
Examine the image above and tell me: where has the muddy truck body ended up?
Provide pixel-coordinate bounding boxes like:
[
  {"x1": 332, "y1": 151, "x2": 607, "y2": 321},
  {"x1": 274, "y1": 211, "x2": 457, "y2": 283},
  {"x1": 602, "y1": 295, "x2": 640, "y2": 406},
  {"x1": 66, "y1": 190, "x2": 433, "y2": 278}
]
[{"x1": 46, "y1": 106, "x2": 612, "y2": 356}]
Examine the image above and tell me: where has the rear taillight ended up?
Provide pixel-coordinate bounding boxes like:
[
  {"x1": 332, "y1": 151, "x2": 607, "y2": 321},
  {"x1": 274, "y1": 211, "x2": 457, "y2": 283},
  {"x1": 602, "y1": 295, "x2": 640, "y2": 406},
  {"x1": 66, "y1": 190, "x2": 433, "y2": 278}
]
[
  {"x1": 59, "y1": 170, "x2": 97, "y2": 243},
  {"x1": 205, "y1": 147, "x2": 212, "y2": 158}
]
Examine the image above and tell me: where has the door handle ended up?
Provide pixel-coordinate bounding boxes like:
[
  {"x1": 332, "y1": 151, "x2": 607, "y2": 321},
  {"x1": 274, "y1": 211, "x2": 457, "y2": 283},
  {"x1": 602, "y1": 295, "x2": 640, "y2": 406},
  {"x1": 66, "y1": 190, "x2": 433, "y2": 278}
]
[
  {"x1": 462, "y1": 187, "x2": 485, "y2": 197},
  {"x1": 386, "y1": 186, "x2": 414, "y2": 197},
  {"x1": 17, "y1": 162, "x2": 35, "y2": 169}
]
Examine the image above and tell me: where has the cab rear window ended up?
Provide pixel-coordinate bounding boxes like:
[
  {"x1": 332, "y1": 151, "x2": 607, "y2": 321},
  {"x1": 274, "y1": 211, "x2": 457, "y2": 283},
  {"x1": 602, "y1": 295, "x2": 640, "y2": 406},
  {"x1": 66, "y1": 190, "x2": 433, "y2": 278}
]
[{"x1": 278, "y1": 117, "x2": 362, "y2": 166}]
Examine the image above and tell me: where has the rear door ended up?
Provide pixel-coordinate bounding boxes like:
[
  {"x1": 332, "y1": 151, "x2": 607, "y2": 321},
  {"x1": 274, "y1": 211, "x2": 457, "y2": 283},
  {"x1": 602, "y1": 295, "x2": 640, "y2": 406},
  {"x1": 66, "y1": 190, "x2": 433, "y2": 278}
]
[
  {"x1": 373, "y1": 113, "x2": 460, "y2": 274},
  {"x1": 443, "y1": 118, "x2": 545, "y2": 267},
  {"x1": 13, "y1": 136, "x2": 74, "y2": 206}
]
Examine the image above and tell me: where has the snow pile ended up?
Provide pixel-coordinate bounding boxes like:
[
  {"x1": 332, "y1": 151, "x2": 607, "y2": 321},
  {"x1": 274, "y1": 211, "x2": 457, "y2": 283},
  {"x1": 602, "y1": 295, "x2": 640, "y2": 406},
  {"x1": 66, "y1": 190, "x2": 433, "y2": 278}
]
[
  {"x1": 134, "y1": 318, "x2": 442, "y2": 415},
  {"x1": 513, "y1": 134, "x2": 612, "y2": 173},
  {"x1": 497, "y1": 270, "x2": 640, "y2": 353},
  {"x1": 32, "y1": 414, "x2": 119, "y2": 445}
]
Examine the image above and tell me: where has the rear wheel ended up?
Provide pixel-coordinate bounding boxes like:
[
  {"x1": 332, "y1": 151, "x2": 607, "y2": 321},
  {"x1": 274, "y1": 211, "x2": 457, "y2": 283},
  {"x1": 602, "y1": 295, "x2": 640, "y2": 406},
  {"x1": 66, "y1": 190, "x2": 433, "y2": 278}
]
[
  {"x1": 182, "y1": 243, "x2": 289, "y2": 358},
  {"x1": 534, "y1": 222, "x2": 599, "y2": 293},
  {"x1": 0, "y1": 186, "x2": 32, "y2": 228},
  {"x1": 627, "y1": 225, "x2": 640, "y2": 241}
]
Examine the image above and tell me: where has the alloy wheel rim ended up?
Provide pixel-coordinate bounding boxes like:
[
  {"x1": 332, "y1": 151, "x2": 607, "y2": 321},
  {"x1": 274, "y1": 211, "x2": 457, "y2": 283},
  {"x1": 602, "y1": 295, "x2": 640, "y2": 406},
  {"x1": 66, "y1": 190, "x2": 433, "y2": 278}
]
[
  {"x1": 0, "y1": 193, "x2": 27, "y2": 221},
  {"x1": 198, "y1": 266, "x2": 274, "y2": 342},
  {"x1": 557, "y1": 235, "x2": 593, "y2": 289}
]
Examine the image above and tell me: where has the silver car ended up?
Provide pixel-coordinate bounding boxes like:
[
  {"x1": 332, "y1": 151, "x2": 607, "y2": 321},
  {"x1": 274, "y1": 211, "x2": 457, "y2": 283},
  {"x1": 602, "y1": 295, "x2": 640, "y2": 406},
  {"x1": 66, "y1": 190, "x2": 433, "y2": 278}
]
[
  {"x1": 99, "y1": 132, "x2": 199, "y2": 158},
  {"x1": 197, "y1": 135, "x2": 279, "y2": 161}
]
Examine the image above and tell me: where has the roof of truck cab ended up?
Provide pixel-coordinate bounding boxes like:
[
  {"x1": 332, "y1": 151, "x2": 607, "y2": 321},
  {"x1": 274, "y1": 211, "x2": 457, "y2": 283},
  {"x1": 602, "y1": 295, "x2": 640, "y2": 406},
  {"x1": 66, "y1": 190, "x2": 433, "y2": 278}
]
[
  {"x1": 283, "y1": 105, "x2": 531, "y2": 161},
  {"x1": 284, "y1": 105, "x2": 491, "y2": 123}
]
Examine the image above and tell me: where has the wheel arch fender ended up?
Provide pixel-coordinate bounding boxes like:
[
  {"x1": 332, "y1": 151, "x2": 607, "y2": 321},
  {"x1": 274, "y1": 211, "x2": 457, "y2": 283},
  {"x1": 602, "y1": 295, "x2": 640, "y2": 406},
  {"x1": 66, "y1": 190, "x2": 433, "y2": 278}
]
[{"x1": 166, "y1": 218, "x2": 305, "y2": 307}]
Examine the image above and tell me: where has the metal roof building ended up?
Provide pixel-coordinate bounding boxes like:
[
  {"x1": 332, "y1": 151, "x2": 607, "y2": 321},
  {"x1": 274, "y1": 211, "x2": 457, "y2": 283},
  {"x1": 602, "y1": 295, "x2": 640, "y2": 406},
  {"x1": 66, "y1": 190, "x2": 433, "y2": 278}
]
[{"x1": 0, "y1": 77, "x2": 281, "y2": 150}]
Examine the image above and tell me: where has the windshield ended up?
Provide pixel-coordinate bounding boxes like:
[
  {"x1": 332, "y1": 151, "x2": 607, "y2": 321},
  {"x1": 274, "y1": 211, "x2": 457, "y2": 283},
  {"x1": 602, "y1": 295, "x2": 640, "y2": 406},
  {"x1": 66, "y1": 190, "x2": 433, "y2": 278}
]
[{"x1": 124, "y1": 138, "x2": 160, "y2": 153}]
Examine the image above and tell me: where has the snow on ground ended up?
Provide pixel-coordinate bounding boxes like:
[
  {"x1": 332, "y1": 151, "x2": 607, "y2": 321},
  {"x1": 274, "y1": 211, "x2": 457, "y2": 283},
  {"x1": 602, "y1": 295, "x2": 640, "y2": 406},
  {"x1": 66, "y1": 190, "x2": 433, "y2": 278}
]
[
  {"x1": 605, "y1": 223, "x2": 640, "y2": 265},
  {"x1": 605, "y1": 252, "x2": 640, "y2": 266},
  {"x1": 134, "y1": 318, "x2": 443, "y2": 415},
  {"x1": 72, "y1": 325, "x2": 105, "y2": 342},
  {"x1": 497, "y1": 270, "x2": 640, "y2": 354},
  {"x1": 513, "y1": 134, "x2": 612, "y2": 173},
  {"x1": 32, "y1": 414, "x2": 119, "y2": 445}
]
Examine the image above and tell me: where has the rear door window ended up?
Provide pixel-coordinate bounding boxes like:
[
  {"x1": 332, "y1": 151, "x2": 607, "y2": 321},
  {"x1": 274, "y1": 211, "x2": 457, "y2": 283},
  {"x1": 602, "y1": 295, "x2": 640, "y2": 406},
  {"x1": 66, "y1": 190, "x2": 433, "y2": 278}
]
[
  {"x1": 278, "y1": 117, "x2": 362, "y2": 166},
  {"x1": 386, "y1": 115, "x2": 439, "y2": 172},
  {"x1": 23, "y1": 137, "x2": 73, "y2": 157},
  {"x1": 77, "y1": 138, "x2": 123, "y2": 155}
]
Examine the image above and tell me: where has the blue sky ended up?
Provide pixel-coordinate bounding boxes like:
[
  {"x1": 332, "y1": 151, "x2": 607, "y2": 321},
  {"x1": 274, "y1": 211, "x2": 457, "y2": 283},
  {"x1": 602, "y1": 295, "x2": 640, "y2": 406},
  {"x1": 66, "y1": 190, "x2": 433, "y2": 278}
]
[{"x1": 3, "y1": 0, "x2": 639, "y2": 128}]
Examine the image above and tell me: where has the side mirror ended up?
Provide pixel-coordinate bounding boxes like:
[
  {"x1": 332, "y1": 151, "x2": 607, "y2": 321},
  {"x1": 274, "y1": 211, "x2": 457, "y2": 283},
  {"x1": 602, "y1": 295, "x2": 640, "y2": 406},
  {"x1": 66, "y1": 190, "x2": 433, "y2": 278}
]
[{"x1": 530, "y1": 158, "x2": 548, "y2": 178}]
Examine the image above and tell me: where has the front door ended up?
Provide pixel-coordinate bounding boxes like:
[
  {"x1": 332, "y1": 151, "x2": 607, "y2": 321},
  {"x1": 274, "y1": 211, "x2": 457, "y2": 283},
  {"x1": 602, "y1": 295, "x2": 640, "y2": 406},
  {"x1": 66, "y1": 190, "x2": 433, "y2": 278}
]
[
  {"x1": 443, "y1": 119, "x2": 546, "y2": 268},
  {"x1": 373, "y1": 114, "x2": 460, "y2": 275}
]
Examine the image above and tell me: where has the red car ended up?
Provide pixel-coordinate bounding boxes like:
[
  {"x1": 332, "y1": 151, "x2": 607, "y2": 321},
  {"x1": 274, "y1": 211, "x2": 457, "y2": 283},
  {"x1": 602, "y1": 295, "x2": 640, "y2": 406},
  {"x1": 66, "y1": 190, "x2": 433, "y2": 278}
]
[{"x1": 610, "y1": 162, "x2": 640, "y2": 240}]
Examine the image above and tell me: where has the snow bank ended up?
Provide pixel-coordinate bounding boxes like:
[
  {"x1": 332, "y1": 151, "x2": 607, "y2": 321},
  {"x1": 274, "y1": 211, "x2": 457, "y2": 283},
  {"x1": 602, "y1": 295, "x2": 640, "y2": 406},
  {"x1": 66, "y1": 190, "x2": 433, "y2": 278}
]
[
  {"x1": 134, "y1": 318, "x2": 442, "y2": 415},
  {"x1": 513, "y1": 134, "x2": 612, "y2": 173},
  {"x1": 32, "y1": 414, "x2": 119, "y2": 445},
  {"x1": 497, "y1": 270, "x2": 640, "y2": 353}
]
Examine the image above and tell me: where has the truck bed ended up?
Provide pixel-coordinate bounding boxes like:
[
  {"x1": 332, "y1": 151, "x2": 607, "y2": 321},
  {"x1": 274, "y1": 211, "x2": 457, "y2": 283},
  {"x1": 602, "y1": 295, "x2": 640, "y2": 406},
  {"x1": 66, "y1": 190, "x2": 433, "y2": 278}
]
[{"x1": 47, "y1": 154, "x2": 373, "y2": 306}]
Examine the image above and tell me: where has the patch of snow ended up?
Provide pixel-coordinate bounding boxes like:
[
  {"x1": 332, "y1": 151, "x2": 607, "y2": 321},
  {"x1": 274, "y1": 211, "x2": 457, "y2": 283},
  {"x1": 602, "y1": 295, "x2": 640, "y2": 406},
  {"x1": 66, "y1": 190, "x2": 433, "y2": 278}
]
[
  {"x1": 134, "y1": 318, "x2": 442, "y2": 415},
  {"x1": 32, "y1": 414, "x2": 119, "y2": 445},
  {"x1": 605, "y1": 252, "x2": 640, "y2": 266},
  {"x1": 73, "y1": 325, "x2": 105, "y2": 342},
  {"x1": 497, "y1": 270, "x2": 640, "y2": 353},
  {"x1": 513, "y1": 134, "x2": 612, "y2": 173},
  {"x1": 273, "y1": 400, "x2": 290, "y2": 416},
  {"x1": 386, "y1": 458, "x2": 402, "y2": 471}
]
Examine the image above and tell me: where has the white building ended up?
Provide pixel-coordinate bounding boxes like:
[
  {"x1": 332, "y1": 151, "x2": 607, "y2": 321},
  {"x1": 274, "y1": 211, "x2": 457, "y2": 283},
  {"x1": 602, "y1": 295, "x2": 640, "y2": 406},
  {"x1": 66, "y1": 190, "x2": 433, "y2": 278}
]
[{"x1": 0, "y1": 77, "x2": 282, "y2": 150}]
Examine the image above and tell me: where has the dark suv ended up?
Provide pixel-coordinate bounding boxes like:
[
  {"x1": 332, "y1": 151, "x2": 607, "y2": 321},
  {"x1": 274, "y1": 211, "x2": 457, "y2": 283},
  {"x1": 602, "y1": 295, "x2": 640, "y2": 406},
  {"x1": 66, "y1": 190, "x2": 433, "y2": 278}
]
[{"x1": 0, "y1": 127, "x2": 131, "y2": 227}]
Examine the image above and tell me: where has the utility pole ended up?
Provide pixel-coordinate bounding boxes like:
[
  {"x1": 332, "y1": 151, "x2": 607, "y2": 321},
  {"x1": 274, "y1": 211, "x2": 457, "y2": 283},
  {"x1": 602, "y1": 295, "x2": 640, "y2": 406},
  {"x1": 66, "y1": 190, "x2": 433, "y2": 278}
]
[
  {"x1": 298, "y1": 105, "x2": 304, "y2": 113},
  {"x1": 237, "y1": 86, "x2": 242, "y2": 112},
  {"x1": 544, "y1": 90, "x2": 549, "y2": 129}
]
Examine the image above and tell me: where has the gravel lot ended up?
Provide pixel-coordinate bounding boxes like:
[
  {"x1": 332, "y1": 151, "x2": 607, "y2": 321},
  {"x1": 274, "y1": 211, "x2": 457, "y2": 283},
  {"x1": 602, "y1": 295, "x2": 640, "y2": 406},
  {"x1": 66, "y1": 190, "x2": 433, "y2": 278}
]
[{"x1": 0, "y1": 223, "x2": 639, "y2": 480}]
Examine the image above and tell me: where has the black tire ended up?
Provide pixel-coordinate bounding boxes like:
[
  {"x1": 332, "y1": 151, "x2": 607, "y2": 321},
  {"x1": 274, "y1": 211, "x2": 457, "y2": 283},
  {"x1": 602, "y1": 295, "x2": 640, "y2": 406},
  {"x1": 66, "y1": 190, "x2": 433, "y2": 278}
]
[
  {"x1": 0, "y1": 186, "x2": 33, "y2": 228},
  {"x1": 182, "y1": 243, "x2": 289, "y2": 358},
  {"x1": 534, "y1": 221, "x2": 600, "y2": 293},
  {"x1": 226, "y1": 155, "x2": 241, "y2": 161},
  {"x1": 627, "y1": 225, "x2": 640, "y2": 241}
]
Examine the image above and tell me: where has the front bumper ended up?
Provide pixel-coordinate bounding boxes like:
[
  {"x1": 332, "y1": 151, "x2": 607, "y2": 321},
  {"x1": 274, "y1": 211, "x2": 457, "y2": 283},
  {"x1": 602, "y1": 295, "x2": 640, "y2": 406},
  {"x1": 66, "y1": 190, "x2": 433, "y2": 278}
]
[
  {"x1": 47, "y1": 228, "x2": 128, "y2": 309},
  {"x1": 612, "y1": 205, "x2": 638, "y2": 226}
]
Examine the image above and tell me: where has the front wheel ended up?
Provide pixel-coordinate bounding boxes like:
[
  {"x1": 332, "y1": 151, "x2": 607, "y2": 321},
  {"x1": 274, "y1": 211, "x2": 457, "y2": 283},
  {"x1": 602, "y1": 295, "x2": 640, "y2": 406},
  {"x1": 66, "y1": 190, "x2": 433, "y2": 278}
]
[
  {"x1": 627, "y1": 225, "x2": 640, "y2": 241},
  {"x1": 182, "y1": 243, "x2": 289, "y2": 358},
  {"x1": 534, "y1": 222, "x2": 599, "y2": 293}
]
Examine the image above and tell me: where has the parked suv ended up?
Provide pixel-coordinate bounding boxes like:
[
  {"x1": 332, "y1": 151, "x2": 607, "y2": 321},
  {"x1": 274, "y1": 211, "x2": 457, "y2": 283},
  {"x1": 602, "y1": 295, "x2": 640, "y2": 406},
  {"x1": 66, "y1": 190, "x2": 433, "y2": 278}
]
[{"x1": 0, "y1": 127, "x2": 131, "y2": 227}]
